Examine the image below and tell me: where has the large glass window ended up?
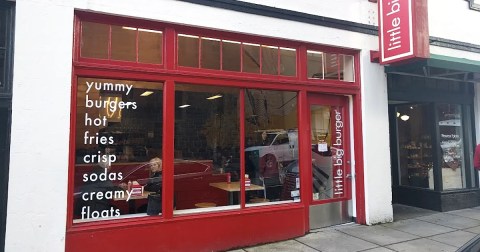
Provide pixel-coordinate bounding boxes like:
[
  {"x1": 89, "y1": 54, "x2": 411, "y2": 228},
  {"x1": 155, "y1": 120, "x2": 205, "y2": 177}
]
[
  {"x1": 74, "y1": 78, "x2": 163, "y2": 222},
  {"x1": 438, "y1": 104, "x2": 466, "y2": 189},
  {"x1": 244, "y1": 89, "x2": 299, "y2": 206},
  {"x1": 397, "y1": 104, "x2": 434, "y2": 189},
  {"x1": 174, "y1": 84, "x2": 240, "y2": 213},
  {"x1": 396, "y1": 103, "x2": 468, "y2": 190}
]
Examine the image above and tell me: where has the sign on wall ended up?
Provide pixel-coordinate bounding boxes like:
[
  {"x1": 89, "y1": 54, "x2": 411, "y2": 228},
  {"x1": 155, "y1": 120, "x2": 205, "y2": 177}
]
[{"x1": 378, "y1": 0, "x2": 429, "y2": 64}]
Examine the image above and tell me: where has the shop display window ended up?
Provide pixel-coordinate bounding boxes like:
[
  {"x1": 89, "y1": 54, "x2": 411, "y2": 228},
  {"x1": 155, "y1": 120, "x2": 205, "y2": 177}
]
[
  {"x1": 395, "y1": 102, "x2": 468, "y2": 190},
  {"x1": 396, "y1": 104, "x2": 433, "y2": 189},
  {"x1": 174, "y1": 84, "x2": 241, "y2": 213},
  {"x1": 244, "y1": 89, "x2": 299, "y2": 206},
  {"x1": 72, "y1": 15, "x2": 360, "y2": 225},
  {"x1": 73, "y1": 77, "x2": 164, "y2": 222},
  {"x1": 80, "y1": 21, "x2": 163, "y2": 64},
  {"x1": 437, "y1": 103, "x2": 466, "y2": 189}
]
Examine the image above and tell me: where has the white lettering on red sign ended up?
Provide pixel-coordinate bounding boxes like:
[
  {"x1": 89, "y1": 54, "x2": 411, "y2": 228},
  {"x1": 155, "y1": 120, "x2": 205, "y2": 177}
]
[
  {"x1": 332, "y1": 109, "x2": 344, "y2": 197},
  {"x1": 379, "y1": 0, "x2": 414, "y2": 64}
]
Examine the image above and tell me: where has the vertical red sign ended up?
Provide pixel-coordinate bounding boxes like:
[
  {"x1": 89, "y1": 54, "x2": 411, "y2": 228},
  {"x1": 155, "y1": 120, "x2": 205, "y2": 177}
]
[{"x1": 379, "y1": 0, "x2": 414, "y2": 64}]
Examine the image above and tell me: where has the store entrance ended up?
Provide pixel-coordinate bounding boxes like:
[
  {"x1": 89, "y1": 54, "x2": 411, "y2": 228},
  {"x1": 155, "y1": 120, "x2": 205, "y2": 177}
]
[{"x1": 307, "y1": 94, "x2": 353, "y2": 229}]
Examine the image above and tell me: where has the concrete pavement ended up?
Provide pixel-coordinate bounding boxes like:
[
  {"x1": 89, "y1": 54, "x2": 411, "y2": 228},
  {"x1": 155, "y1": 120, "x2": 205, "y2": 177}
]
[{"x1": 230, "y1": 204, "x2": 480, "y2": 252}]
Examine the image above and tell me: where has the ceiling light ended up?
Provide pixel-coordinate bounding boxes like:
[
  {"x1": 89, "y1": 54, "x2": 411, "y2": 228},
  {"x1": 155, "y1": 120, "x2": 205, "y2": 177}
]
[
  {"x1": 122, "y1": 26, "x2": 137, "y2": 31},
  {"x1": 410, "y1": 106, "x2": 413, "y2": 109},
  {"x1": 206, "y1": 94, "x2": 223, "y2": 100},
  {"x1": 138, "y1": 28, "x2": 162, "y2": 34},
  {"x1": 400, "y1": 115, "x2": 410, "y2": 121},
  {"x1": 178, "y1": 104, "x2": 191, "y2": 108},
  {"x1": 140, "y1": 91, "x2": 154, "y2": 96},
  {"x1": 396, "y1": 112, "x2": 400, "y2": 117}
]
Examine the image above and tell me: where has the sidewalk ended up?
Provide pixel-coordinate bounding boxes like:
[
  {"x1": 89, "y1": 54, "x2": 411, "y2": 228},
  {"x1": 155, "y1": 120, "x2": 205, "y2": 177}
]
[{"x1": 231, "y1": 204, "x2": 480, "y2": 252}]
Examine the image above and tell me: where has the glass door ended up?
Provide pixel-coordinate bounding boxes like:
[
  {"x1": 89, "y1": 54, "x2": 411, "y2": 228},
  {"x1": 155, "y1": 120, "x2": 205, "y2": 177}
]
[{"x1": 307, "y1": 94, "x2": 352, "y2": 229}]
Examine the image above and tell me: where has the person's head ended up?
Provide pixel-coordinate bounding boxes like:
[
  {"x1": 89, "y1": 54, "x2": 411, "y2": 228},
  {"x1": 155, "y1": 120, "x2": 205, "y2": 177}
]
[{"x1": 148, "y1": 157, "x2": 162, "y2": 173}]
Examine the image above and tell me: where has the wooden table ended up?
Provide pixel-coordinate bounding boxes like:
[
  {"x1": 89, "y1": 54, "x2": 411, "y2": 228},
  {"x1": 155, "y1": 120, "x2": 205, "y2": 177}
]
[
  {"x1": 209, "y1": 182, "x2": 264, "y2": 192},
  {"x1": 209, "y1": 182, "x2": 264, "y2": 204}
]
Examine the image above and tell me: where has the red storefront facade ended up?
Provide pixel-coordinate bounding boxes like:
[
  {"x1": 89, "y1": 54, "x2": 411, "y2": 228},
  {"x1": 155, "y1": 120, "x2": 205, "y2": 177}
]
[{"x1": 66, "y1": 11, "x2": 365, "y2": 251}]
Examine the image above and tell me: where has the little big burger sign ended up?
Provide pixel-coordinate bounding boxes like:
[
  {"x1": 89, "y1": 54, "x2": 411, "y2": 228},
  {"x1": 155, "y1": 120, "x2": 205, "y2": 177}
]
[{"x1": 378, "y1": 0, "x2": 429, "y2": 64}]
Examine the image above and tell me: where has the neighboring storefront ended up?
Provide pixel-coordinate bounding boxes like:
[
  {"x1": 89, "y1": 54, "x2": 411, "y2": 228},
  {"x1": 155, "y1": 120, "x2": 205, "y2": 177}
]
[
  {"x1": 6, "y1": 1, "x2": 396, "y2": 251},
  {"x1": 383, "y1": 1, "x2": 480, "y2": 212},
  {"x1": 387, "y1": 57, "x2": 480, "y2": 211}
]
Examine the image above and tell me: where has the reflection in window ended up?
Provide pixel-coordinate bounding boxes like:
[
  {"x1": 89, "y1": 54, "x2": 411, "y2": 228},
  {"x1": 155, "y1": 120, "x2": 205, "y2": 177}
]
[
  {"x1": 74, "y1": 78, "x2": 164, "y2": 223},
  {"x1": 324, "y1": 53, "x2": 339, "y2": 80},
  {"x1": 280, "y1": 48, "x2": 296, "y2": 76},
  {"x1": 244, "y1": 89, "x2": 299, "y2": 206},
  {"x1": 340, "y1": 55, "x2": 355, "y2": 82},
  {"x1": 222, "y1": 40, "x2": 241, "y2": 71},
  {"x1": 261, "y1": 46, "x2": 278, "y2": 75},
  {"x1": 243, "y1": 43, "x2": 260, "y2": 73},
  {"x1": 111, "y1": 26, "x2": 136, "y2": 61},
  {"x1": 396, "y1": 104, "x2": 433, "y2": 189},
  {"x1": 174, "y1": 84, "x2": 240, "y2": 213},
  {"x1": 307, "y1": 51, "x2": 323, "y2": 79},
  {"x1": 81, "y1": 22, "x2": 109, "y2": 59},
  {"x1": 438, "y1": 104, "x2": 466, "y2": 189},
  {"x1": 307, "y1": 50, "x2": 355, "y2": 82}
]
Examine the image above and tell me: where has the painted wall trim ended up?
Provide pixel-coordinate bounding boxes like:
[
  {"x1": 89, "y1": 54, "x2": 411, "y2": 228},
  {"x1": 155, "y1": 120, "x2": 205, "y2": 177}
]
[{"x1": 430, "y1": 36, "x2": 480, "y2": 54}]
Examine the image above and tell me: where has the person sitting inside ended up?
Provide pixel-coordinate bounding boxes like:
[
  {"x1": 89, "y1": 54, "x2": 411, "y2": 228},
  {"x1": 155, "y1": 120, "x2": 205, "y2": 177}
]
[
  {"x1": 137, "y1": 157, "x2": 163, "y2": 214},
  {"x1": 144, "y1": 157, "x2": 162, "y2": 193}
]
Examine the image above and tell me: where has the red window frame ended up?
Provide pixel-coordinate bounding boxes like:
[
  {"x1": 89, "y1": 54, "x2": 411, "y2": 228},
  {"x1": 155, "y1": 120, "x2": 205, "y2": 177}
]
[{"x1": 67, "y1": 11, "x2": 365, "y2": 233}]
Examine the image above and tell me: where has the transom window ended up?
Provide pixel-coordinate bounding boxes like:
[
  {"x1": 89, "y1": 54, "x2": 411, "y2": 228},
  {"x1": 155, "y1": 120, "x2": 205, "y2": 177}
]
[
  {"x1": 81, "y1": 21, "x2": 163, "y2": 64},
  {"x1": 177, "y1": 34, "x2": 297, "y2": 77},
  {"x1": 307, "y1": 50, "x2": 355, "y2": 82}
]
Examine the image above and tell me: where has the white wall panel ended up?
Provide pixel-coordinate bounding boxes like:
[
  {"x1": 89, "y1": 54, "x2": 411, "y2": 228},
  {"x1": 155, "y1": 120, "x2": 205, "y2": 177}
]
[{"x1": 429, "y1": 0, "x2": 480, "y2": 45}]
